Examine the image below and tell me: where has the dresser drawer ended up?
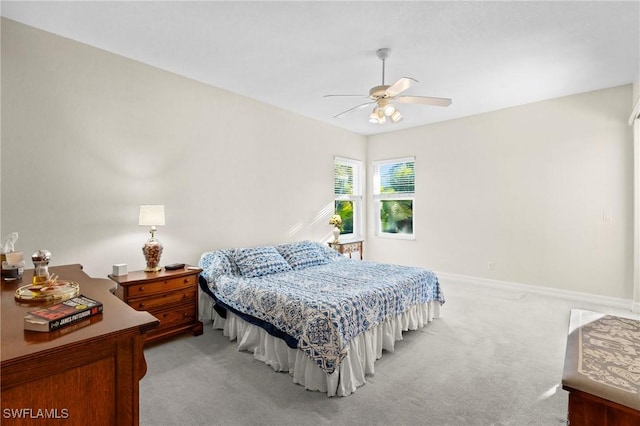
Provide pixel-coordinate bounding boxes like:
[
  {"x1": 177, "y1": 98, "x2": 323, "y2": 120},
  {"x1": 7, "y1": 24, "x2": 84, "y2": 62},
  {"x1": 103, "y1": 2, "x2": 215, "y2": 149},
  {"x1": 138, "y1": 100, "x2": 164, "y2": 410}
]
[
  {"x1": 127, "y1": 275, "x2": 196, "y2": 298},
  {"x1": 109, "y1": 267, "x2": 203, "y2": 344},
  {"x1": 149, "y1": 303, "x2": 196, "y2": 333},
  {"x1": 129, "y1": 288, "x2": 196, "y2": 311}
]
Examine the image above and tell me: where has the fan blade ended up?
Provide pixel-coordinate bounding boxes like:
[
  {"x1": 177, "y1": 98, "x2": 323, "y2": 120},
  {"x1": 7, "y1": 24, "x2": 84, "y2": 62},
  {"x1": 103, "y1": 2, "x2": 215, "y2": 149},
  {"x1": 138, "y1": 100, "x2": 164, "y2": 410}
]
[
  {"x1": 333, "y1": 101, "x2": 375, "y2": 118},
  {"x1": 323, "y1": 94, "x2": 369, "y2": 98},
  {"x1": 396, "y1": 95, "x2": 452, "y2": 107},
  {"x1": 384, "y1": 77, "x2": 418, "y2": 97}
]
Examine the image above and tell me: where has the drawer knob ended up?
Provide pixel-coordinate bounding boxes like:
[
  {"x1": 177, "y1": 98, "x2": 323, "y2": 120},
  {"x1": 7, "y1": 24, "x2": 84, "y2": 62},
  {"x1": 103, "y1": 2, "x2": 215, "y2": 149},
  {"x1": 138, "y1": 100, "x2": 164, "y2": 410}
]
[
  {"x1": 137, "y1": 303, "x2": 145, "y2": 309},
  {"x1": 184, "y1": 279, "x2": 189, "y2": 283},
  {"x1": 138, "y1": 286, "x2": 145, "y2": 291}
]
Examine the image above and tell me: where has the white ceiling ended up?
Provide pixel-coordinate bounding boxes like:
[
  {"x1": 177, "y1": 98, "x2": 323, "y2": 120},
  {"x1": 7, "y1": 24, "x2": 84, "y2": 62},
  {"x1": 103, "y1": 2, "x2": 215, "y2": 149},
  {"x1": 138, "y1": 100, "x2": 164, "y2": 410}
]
[{"x1": 2, "y1": 1, "x2": 638, "y2": 136}]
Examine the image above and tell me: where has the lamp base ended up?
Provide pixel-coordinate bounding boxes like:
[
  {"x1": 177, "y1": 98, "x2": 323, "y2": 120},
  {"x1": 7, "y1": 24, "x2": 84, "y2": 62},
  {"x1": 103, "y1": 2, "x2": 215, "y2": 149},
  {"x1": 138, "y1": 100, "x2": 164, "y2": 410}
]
[{"x1": 142, "y1": 237, "x2": 163, "y2": 273}]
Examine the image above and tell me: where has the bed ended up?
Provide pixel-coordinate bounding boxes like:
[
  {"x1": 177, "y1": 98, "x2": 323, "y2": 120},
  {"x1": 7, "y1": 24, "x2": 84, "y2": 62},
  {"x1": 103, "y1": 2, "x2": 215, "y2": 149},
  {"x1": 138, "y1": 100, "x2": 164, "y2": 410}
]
[{"x1": 197, "y1": 240, "x2": 445, "y2": 396}]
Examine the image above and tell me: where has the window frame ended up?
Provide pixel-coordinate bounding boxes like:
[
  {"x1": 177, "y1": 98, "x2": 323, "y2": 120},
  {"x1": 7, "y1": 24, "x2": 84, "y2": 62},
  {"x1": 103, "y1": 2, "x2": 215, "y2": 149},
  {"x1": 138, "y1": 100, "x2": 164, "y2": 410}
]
[
  {"x1": 334, "y1": 156, "x2": 363, "y2": 240},
  {"x1": 372, "y1": 156, "x2": 416, "y2": 240}
]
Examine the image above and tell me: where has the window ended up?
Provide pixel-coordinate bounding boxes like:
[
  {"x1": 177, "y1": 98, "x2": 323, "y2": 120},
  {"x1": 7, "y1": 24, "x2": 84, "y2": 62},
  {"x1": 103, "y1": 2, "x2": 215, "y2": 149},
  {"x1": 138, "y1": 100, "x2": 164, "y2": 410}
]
[
  {"x1": 373, "y1": 157, "x2": 415, "y2": 239},
  {"x1": 334, "y1": 157, "x2": 362, "y2": 238}
]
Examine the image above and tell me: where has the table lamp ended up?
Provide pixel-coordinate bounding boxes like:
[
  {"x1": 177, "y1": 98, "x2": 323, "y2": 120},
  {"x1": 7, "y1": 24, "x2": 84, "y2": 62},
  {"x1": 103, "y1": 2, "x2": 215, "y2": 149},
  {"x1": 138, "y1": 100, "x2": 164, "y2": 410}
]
[{"x1": 138, "y1": 205, "x2": 165, "y2": 272}]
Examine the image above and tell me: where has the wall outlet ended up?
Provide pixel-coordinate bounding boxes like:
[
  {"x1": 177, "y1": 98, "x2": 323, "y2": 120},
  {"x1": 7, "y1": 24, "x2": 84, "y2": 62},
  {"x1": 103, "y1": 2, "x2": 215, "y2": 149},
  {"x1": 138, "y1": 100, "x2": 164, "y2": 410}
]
[{"x1": 487, "y1": 262, "x2": 496, "y2": 270}]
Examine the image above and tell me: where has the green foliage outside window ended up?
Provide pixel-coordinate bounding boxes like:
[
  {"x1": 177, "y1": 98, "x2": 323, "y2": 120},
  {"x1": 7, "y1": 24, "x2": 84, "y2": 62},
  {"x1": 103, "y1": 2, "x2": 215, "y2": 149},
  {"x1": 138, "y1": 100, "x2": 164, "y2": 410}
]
[
  {"x1": 334, "y1": 200, "x2": 353, "y2": 234},
  {"x1": 380, "y1": 200, "x2": 413, "y2": 234},
  {"x1": 377, "y1": 160, "x2": 414, "y2": 235}
]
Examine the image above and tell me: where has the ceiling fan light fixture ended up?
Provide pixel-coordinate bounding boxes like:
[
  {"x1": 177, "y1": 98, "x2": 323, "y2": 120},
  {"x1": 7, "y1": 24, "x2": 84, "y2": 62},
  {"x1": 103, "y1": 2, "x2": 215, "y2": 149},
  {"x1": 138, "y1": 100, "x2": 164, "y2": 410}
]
[
  {"x1": 390, "y1": 110, "x2": 403, "y2": 123},
  {"x1": 325, "y1": 48, "x2": 452, "y2": 125},
  {"x1": 384, "y1": 105, "x2": 396, "y2": 116},
  {"x1": 379, "y1": 99, "x2": 396, "y2": 116},
  {"x1": 369, "y1": 111, "x2": 379, "y2": 124}
]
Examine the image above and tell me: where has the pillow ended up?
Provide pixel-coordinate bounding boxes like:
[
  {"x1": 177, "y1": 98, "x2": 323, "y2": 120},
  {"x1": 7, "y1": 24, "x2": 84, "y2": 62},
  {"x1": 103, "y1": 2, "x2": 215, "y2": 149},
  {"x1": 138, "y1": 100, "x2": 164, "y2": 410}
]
[
  {"x1": 319, "y1": 243, "x2": 348, "y2": 262},
  {"x1": 233, "y1": 246, "x2": 292, "y2": 278},
  {"x1": 198, "y1": 249, "x2": 239, "y2": 288},
  {"x1": 277, "y1": 241, "x2": 330, "y2": 270}
]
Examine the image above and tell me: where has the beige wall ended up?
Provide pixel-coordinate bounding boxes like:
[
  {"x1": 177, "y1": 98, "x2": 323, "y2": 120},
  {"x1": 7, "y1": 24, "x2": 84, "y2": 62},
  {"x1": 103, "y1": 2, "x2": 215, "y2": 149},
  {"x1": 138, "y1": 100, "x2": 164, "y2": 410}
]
[
  {"x1": 0, "y1": 19, "x2": 366, "y2": 277},
  {"x1": 367, "y1": 85, "x2": 634, "y2": 299},
  {"x1": 1, "y1": 19, "x2": 635, "y2": 301},
  {"x1": 634, "y1": 64, "x2": 639, "y2": 103}
]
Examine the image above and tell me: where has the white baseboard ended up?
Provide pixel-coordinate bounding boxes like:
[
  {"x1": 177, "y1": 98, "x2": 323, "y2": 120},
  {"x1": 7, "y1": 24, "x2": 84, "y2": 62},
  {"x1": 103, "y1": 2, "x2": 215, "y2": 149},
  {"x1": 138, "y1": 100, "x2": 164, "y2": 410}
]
[{"x1": 435, "y1": 271, "x2": 635, "y2": 312}]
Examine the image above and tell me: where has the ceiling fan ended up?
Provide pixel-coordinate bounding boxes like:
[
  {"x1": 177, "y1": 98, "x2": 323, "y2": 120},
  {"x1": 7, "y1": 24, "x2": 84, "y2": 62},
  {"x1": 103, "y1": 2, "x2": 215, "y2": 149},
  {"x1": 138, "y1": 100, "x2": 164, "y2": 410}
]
[{"x1": 324, "y1": 48, "x2": 452, "y2": 125}]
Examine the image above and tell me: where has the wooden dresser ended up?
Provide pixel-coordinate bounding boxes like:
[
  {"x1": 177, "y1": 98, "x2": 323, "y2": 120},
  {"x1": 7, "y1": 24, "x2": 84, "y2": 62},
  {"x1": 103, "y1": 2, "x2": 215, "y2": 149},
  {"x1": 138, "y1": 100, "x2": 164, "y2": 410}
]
[
  {"x1": 109, "y1": 266, "x2": 203, "y2": 345},
  {"x1": 1, "y1": 264, "x2": 159, "y2": 426},
  {"x1": 562, "y1": 309, "x2": 640, "y2": 426}
]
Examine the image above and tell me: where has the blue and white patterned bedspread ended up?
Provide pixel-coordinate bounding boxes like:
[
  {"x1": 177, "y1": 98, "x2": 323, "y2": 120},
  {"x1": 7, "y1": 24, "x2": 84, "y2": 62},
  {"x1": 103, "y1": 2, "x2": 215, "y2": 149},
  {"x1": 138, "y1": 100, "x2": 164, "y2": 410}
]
[{"x1": 200, "y1": 247, "x2": 444, "y2": 374}]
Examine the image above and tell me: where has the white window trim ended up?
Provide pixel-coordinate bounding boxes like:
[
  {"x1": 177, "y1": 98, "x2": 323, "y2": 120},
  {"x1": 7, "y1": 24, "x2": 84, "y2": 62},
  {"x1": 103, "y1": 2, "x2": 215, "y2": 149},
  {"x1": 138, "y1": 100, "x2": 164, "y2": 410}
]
[
  {"x1": 372, "y1": 156, "x2": 416, "y2": 240},
  {"x1": 334, "y1": 156, "x2": 363, "y2": 240}
]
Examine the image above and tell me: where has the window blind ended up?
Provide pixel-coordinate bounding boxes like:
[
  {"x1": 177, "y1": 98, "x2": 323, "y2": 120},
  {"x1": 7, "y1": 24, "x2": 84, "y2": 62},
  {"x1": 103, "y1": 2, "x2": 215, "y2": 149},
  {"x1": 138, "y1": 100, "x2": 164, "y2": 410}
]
[
  {"x1": 378, "y1": 161, "x2": 415, "y2": 194},
  {"x1": 334, "y1": 162, "x2": 354, "y2": 195}
]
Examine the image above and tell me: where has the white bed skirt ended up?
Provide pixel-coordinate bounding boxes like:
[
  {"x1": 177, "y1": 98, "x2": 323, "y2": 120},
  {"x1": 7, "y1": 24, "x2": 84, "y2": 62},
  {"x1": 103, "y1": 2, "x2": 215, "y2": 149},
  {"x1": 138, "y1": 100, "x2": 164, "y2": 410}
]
[{"x1": 199, "y1": 291, "x2": 440, "y2": 397}]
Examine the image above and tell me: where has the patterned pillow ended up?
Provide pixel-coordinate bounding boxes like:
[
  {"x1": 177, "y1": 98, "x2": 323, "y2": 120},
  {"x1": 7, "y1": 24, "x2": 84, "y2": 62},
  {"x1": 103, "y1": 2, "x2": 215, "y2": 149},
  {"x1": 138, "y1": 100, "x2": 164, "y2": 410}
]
[
  {"x1": 318, "y1": 242, "x2": 348, "y2": 262},
  {"x1": 277, "y1": 241, "x2": 330, "y2": 270},
  {"x1": 198, "y1": 249, "x2": 239, "y2": 288},
  {"x1": 233, "y1": 246, "x2": 292, "y2": 278}
]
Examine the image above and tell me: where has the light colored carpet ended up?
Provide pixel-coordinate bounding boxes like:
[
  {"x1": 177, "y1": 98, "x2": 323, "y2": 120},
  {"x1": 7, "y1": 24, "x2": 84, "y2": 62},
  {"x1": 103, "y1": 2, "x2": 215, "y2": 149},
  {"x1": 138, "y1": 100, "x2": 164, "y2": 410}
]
[{"x1": 140, "y1": 277, "x2": 639, "y2": 426}]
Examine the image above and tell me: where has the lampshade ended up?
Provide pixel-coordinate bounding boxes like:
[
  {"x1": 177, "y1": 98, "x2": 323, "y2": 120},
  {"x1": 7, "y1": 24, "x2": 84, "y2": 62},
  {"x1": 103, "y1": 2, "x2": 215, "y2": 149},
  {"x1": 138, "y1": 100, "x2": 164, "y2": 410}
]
[
  {"x1": 369, "y1": 107, "x2": 379, "y2": 124},
  {"x1": 138, "y1": 205, "x2": 165, "y2": 226},
  {"x1": 369, "y1": 100, "x2": 404, "y2": 125},
  {"x1": 379, "y1": 99, "x2": 396, "y2": 116},
  {"x1": 390, "y1": 110, "x2": 403, "y2": 123}
]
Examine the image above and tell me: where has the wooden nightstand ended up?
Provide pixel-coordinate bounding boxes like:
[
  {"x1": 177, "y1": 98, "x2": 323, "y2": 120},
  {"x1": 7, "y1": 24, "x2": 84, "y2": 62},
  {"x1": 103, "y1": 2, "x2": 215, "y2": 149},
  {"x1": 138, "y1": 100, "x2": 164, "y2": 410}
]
[
  {"x1": 328, "y1": 240, "x2": 364, "y2": 260},
  {"x1": 109, "y1": 266, "x2": 203, "y2": 345}
]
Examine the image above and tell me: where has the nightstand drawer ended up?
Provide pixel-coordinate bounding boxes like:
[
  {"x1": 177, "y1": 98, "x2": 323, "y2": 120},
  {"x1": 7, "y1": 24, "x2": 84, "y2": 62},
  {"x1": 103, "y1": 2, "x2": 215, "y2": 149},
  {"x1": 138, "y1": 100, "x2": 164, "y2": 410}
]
[
  {"x1": 109, "y1": 266, "x2": 204, "y2": 344},
  {"x1": 129, "y1": 288, "x2": 197, "y2": 311},
  {"x1": 150, "y1": 304, "x2": 196, "y2": 332},
  {"x1": 127, "y1": 275, "x2": 197, "y2": 298}
]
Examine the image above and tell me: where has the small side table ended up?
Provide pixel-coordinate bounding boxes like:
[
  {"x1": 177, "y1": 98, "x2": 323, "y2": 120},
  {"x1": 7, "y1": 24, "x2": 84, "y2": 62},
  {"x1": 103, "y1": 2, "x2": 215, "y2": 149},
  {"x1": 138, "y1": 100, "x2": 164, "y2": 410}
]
[
  {"x1": 109, "y1": 265, "x2": 203, "y2": 345},
  {"x1": 328, "y1": 240, "x2": 363, "y2": 260}
]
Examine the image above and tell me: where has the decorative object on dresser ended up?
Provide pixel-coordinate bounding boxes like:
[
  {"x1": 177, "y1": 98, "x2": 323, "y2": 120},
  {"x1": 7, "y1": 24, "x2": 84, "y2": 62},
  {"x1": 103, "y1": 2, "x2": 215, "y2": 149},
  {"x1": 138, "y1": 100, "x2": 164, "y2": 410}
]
[
  {"x1": 327, "y1": 239, "x2": 363, "y2": 260},
  {"x1": 109, "y1": 265, "x2": 203, "y2": 345},
  {"x1": 328, "y1": 214, "x2": 342, "y2": 243},
  {"x1": 138, "y1": 204, "x2": 165, "y2": 272},
  {"x1": 31, "y1": 249, "x2": 52, "y2": 283},
  {"x1": 562, "y1": 309, "x2": 640, "y2": 426},
  {"x1": 1, "y1": 264, "x2": 159, "y2": 425},
  {"x1": 112, "y1": 263, "x2": 127, "y2": 276},
  {"x1": 14, "y1": 278, "x2": 80, "y2": 304}
]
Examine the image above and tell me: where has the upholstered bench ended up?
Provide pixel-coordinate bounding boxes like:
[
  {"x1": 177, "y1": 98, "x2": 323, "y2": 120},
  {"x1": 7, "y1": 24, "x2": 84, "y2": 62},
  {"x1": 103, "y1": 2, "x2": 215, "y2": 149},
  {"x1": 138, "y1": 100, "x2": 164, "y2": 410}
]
[{"x1": 562, "y1": 309, "x2": 640, "y2": 425}]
